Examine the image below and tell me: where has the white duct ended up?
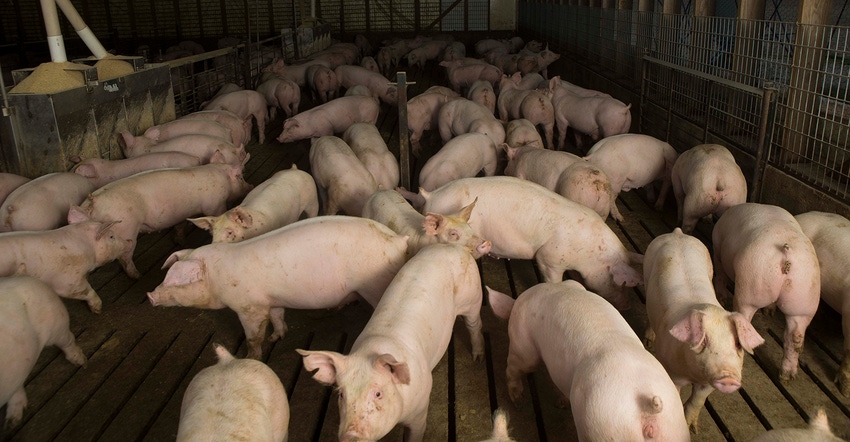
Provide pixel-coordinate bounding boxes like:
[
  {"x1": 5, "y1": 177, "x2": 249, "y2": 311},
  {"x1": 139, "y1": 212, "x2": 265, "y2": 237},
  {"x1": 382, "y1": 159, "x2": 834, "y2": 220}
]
[
  {"x1": 311, "y1": 0, "x2": 316, "y2": 18},
  {"x1": 40, "y1": 0, "x2": 67, "y2": 62},
  {"x1": 55, "y1": 0, "x2": 108, "y2": 59}
]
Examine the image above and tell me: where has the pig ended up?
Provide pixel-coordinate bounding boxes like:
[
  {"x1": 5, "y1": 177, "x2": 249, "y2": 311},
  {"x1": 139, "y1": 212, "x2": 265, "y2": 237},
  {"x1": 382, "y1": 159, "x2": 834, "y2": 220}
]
[
  {"x1": 584, "y1": 133, "x2": 678, "y2": 221},
  {"x1": 523, "y1": 40, "x2": 544, "y2": 53},
  {"x1": 671, "y1": 144, "x2": 748, "y2": 233},
  {"x1": 200, "y1": 83, "x2": 243, "y2": 109},
  {"x1": 307, "y1": 49, "x2": 351, "y2": 70},
  {"x1": 142, "y1": 118, "x2": 235, "y2": 146},
  {"x1": 516, "y1": 46, "x2": 560, "y2": 78},
  {"x1": 309, "y1": 136, "x2": 378, "y2": 217},
  {"x1": 360, "y1": 55, "x2": 380, "y2": 73},
  {"x1": 305, "y1": 63, "x2": 340, "y2": 103},
  {"x1": 189, "y1": 165, "x2": 319, "y2": 243},
  {"x1": 73, "y1": 152, "x2": 202, "y2": 188},
  {"x1": 297, "y1": 243, "x2": 485, "y2": 442},
  {"x1": 405, "y1": 40, "x2": 449, "y2": 69},
  {"x1": 437, "y1": 98, "x2": 506, "y2": 146},
  {"x1": 177, "y1": 344, "x2": 289, "y2": 442},
  {"x1": 0, "y1": 173, "x2": 30, "y2": 207},
  {"x1": 179, "y1": 109, "x2": 252, "y2": 146},
  {"x1": 119, "y1": 132, "x2": 246, "y2": 165},
  {"x1": 376, "y1": 47, "x2": 396, "y2": 77},
  {"x1": 795, "y1": 211, "x2": 850, "y2": 395},
  {"x1": 342, "y1": 123, "x2": 400, "y2": 190},
  {"x1": 479, "y1": 409, "x2": 516, "y2": 442},
  {"x1": 0, "y1": 219, "x2": 129, "y2": 313},
  {"x1": 334, "y1": 65, "x2": 398, "y2": 105},
  {"x1": 407, "y1": 86, "x2": 461, "y2": 156},
  {"x1": 554, "y1": 78, "x2": 612, "y2": 98},
  {"x1": 0, "y1": 275, "x2": 87, "y2": 428},
  {"x1": 69, "y1": 160, "x2": 253, "y2": 279},
  {"x1": 487, "y1": 280, "x2": 690, "y2": 440},
  {"x1": 344, "y1": 84, "x2": 372, "y2": 97},
  {"x1": 504, "y1": 145, "x2": 614, "y2": 220},
  {"x1": 200, "y1": 90, "x2": 269, "y2": 143},
  {"x1": 515, "y1": 72, "x2": 544, "y2": 91},
  {"x1": 751, "y1": 408, "x2": 844, "y2": 442},
  {"x1": 466, "y1": 80, "x2": 496, "y2": 115},
  {"x1": 256, "y1": 76, "x2": 301, "y2": 120},
  {"x1": 475, "y1": 39, "x2": 511, "y2": 56},
  {"x1": 713, "y1": 203, "x2": 821, "y2": 381},
  {"x1": 504, "y1": 118, "x2": 543, "y2": 149},
  {"x1": 0, "y1": 172, "x2": 96, "y2": 232},
  {"x1": 277, "y1": 95, "x2": 380, "y2": 143},
  {"x1": 439, "y1": 59, "x2": 502, "y2": 95},
  {"x1": 355, "y1": 34, "x2": 372, "y2": 57},
  {"x1": 547, "y1": 76, "x2": 632, "y2": 149},
  {"x1": 496, "y1": 73, "x2": 555, "y2": 149},
  {"x1": 442, "y1": 41, "x2": 466, "y2": 61},
  {"x1": 643, "y1": 228, "x2": 765, "y2": 432},
  {"x1": 417, "y1": 176, "x2": 642, "y2": 310},
  {"x1": 485, "y1": 50, "x2": 521, "y2": 76},
  {"x1": 362, "y1": 189, "x2": 491, "y2": 259},
  {"x1": 262, "y1": 58, "x2": 332, "y2": 87},
  {"x1": 418, "y1": 133, "x2": 499, "y2": 191},
  {"x1": 148, "y1": 216, "x2": 409, "y2": 359}
]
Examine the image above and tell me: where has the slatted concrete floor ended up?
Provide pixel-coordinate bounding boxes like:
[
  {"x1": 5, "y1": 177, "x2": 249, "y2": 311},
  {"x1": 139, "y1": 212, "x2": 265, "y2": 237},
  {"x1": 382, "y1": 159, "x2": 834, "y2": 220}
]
[{"x1": 2, "y1": 58, "x2": 850, "y2": 442}]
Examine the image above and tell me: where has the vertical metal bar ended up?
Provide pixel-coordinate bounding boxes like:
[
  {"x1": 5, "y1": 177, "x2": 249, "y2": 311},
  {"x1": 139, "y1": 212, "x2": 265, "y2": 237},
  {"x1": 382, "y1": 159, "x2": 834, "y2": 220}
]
[
  {"x1": 665, "y1": 66, "x2": 674, "y2": 142},
  {"x1": 221, "y1": 0, "x2": 229, "y2": 36},
  {"x1": 340, "y1": 0, "x2": 345, "y2": 38},
  {"x1": 397, "y1": 72, "x2": 411, "y2": 191},
  {"x1": 269, "y1": 0, "x2": 276, "y2": 34},
  {"x1": 365, "y1": 0, "x2": 371, "y2": 32},
  {"x1": 173, "y1": 0, "x2": 182, "y2": 40},
  {"x1": 639, "y1": 52, "x2": 649, "y2": 133},
  {"x1": 752, "y1": 88, "x2": 776, "y2": 203},
  {"x1": 703, "y1": 80, "x2": 713, "y2": 144},
  {"x1": 464, "y1": 0, "x2": 469, "y2": 31},
  {"x1": 197, "y1": 0, "x2": 205, "y2": 38},
  {"x1": 415, "y1": 0, "x2": 421, "y2": 31},
  {"x1": 128, "y1": 0, "x2": 137, "y2": 41}
]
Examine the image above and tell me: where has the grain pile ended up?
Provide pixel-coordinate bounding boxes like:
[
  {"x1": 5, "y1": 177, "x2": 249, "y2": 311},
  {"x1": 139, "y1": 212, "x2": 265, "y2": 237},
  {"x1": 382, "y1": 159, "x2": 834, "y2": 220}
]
[
  {"x1": 9, "y1": 61, "x2": 87, "y2": 94},
  {"x1": 94, "y1": 55, "x2": 134, "y2": 80}
]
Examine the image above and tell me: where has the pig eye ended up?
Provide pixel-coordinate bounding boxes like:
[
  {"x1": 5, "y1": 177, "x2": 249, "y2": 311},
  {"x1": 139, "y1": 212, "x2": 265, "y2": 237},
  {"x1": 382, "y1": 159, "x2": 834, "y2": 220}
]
[
  {"x1": 449, "y1": 230, "x2": 459, "y2": 240},
  {"x1": 375, "y1": 391, "x2": 382, "y2": 399}
]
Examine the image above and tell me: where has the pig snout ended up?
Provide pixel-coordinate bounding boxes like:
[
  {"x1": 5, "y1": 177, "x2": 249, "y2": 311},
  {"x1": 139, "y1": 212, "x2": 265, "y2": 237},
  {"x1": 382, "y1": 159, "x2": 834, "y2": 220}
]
[
  {"x1": 712, "y1": 375, "x2": 742, "y2": 393},
  {"x1": 147, "y1": 292, "x2": 160, "y2": 307},
  {"x1": 475, "y1": 239, "x2": 492, "y2": 258}
]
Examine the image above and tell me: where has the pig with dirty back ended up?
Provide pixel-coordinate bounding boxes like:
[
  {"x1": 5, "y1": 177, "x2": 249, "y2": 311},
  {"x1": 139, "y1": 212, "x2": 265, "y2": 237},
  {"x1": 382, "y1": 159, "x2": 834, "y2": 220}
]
[
  {"x1": 503, "y1": 119, "x2": 543, "y2": 149},
  {"x1": 190, "y1": 165, "x2": 319, "y2": 243},
  {"x1": 69, "y1": 158, "x2": 253, "y2": 279},
  {"x1": 644, "y1": 228, "x2": 765, "y2": 432},
  {"x1": 412, "y1": 176, "x2": 641, "y2": 310},
  {"x1": 362, "y1": 189, "x2": 491, "y2": 258},
  {"x1": 0, "y1": 172, "x2": 95, "y2": 233},
  {"x1": 671, "y1": 143, "x2": 748, "y2": 233},
  {"x1": 177, "y1": 344, "x2": 289, "y2": 442},
  {"x1": 795, "y1": 211, "x2": 850, "y2": 396},
  {"x1": 0, "y1": 219, "x2": 128, "y2": 313},
  {"x1": 497, "y1": 72, "x2": 555, "y2": 149},
  {"x1": 297, "y1": 243, "x2": 485, "y2": 442},
  {"x1": 1, "y1": 276, "x2": 87, "y2": 428},
  {"x1": 148, "y1": 216, "x2": 409, "y2": 359},
  {"x1": 713, "y1": 203, "x2": 821, "y2": 382},
  {"x1": 488, "y1": 280, "x2": 690, "y2": 440}
]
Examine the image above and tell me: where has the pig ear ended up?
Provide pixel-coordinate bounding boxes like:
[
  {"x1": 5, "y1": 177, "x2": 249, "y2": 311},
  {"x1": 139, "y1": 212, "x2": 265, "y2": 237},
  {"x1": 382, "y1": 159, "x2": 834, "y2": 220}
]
[
  {"x1": 422, "y1": 213, "x2": 443, "y2": 236},
  {"x1": 612, "y1": 262, "x2": 642, "y2": 287},
  {"x1": 487, "y1": 286, "x2": 515, "y2": 320},
  {"x1": 161, "y1": 259, "x2": 203, "y2": 287},
  {"x1": 296, "y1": 349, "x2": 346, "y2": 385},
  {"x1": 230, "y1": 206, "x2": 253, "y2": 228},
  {"x1": 511, "y1": 72, "x2": 522, "y2": 82},
  {"x1": 162, "y1": 249, "x2": 196, "y2": 269},
  {"x1": 188, "y1": 216, "x2": 215, "y2": 231},
  {"x1": 118, "y1": 131, "x2": 133, "y2": 151},
  {"x1": 669, "y1": 309, "x2": 707, "y2": 351},
  {"x1": 145, "y1": 127, "x2": 161, "y2": 141},
  {"x1": 14, "y1": 263, "x2": 27, "y2": 276},
  {"x1": 505, "y1": 145, "x2": 519, "y2": 160},
  {"x1": 729, "y1": 312, "x2": 765, "y2": 354},
  {"x1": 74, "y1": 164, "x2": 97, "y2": 179},
  {"x1": 455, "y1": 197, "x2": 478, "y2": 222},
  {"x1": 549, "y1": 76, "x2": 560, "y2": 91},
  {"x1": 374, "y1": 354, "x2": 410, "y2": 385},
  {"x1": 209, "y1": 150, "x2": 226, "y2": 164},
  {"x1": 67, "y1": 205, "x2": 90, "y2": 224}
]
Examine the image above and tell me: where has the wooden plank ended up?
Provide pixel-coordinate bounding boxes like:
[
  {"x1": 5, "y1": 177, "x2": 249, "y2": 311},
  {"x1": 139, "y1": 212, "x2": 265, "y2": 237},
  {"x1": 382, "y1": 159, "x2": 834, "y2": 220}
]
[
  {"x1": 289, "y1": 332, "x2": 347, "y2": 441},
  {"x1": 452, "y1": 319, "x2": 492, "y2": 440}
]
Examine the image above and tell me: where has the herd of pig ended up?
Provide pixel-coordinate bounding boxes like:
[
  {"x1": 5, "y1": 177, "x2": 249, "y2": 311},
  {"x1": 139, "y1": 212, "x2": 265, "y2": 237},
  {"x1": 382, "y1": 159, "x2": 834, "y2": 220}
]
[{"x1": 0, "y1": 32, "x2": 847, "y2": 442}]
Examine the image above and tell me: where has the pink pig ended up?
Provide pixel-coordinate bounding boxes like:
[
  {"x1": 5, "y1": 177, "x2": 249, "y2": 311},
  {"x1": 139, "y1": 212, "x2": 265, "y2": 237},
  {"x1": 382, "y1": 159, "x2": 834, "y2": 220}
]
[
  {"x1": 438, "y1": 98, "x2": 506, "y2": 146},
  {"x1": 417, "y1": 176, "x2": 642, "y2": 310},
  {"x1": 496, "y1": 73, "x2": 554, "y2": 149},
  {"x1": 504, "y1": 119, "x2": 543, "y2": 149},
  {"x1": 297, "y1": 243, "x2": 485, "y2": 442},
  {"x1": 256, "y1": 76, "x2": 301, "y2": 120},
  {"x1": 119, "y1": 132, "x2": 246, "y2": 165},
  {"x1": 189, "y1": 165, "x2": 319, "y2": 243},
  {"x1": 305, "y1": 63, "x2": 340, "y2": 104},
  {"x1": 671, "y1": 143, "x2": 748, "y2": 233},
  {"x1": 334, "y1": 65, "x2": 398, "y2": 105},
  {"x1": 442, "y1": 42, "x2": 466, "y2": 61},
  {"x1": 1, "y1": 276, "x2": 87, "y2": 428},
  {"x1": 418, "y1": 133, "x2": 499, "y2": 191},
  {"x1": 360, "y1": 56, "x2": 380, "y2": 73},
  {"x1": 405, "y1": 40, "x2": 449, "y2": 69},
  {"x1": 342, "y1": 123, "x2": 399, "y2": 190},
  {"x1": 0, "y1": 173, "x2": 30, "y2": 207},
  {"x1": 0, "y1": 172, "x2": 95, "y2": 232},
  {"x1": 713, "y1": 203, "x2": 821, "y2": 381},
  {"x1": 751, "y1": 408, "x2": 843, "y2": 442},
  {"x1": 262, "y1": 58, "x2": 332, "y2": 87},
  {"x1": 488, "y1": 281, "x2": 690, "y2": 441},
  {"x1": 362, "y1": 189, "x2": 491, "y2": 258},
  {"x1": 148, "y1": 216, "x2": 409, "y2": 359},
  {"x1": 142, "y1": 118, "x2": 234, "y2": 146},
  {"x1": 309, "y1": 136, "x2": 377, "y2": 217},
  {"x1": 439, "y1": 59, "x2": 502, "y2": 94},
  {"x1": 547, "y1": 76, "x2": 632, "y2": 149},
  {"x1": 644, "y1": 228, "x2": 764, "y2": 432},
  {"x1": 73, "y1": 152, "x2": 202, "y2": 188},
  {"x1": 179, "y1": 109, "x2": 251, "y2": 146},
  {"x1": 407, "y1": 86, "x2": 460, "y2": 156},
  {"x1": 177, "y1": 344, "x2": 289, "y2": 442},
  {"x1": 201, "y1": 90, "x2": 269, "y2": 143},
  {"x1": 0, "y1": 219, "x2": 129, "y2": 313},
  {"x1": 69, "y1": 160, "x2": 253, "y2": 279},
  {"x1": 466, "y1": 80, "x2": 496, "y2": 115},
  {"x1": 277, "y1": 95, "x2": 380, "y2": 143}
]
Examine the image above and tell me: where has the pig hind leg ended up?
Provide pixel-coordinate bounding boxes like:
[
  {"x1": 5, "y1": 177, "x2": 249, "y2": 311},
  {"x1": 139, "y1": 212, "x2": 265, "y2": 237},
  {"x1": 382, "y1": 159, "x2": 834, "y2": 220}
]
[
  {"x1": 461, "y1": 312, "x2": 485, "y2": 361},
  {"x1": 780, "y1": 315, "x2": 811, "y2": 381},
  {"x1": 67, "y1": 283, "x2": 104, "y2": 314},
  {"x1": 51, "y1": 325, "x2": 87, "y2": 366},
  {"x1": 268, "y1": 307, "x2": 289, "y2": 341},
  {"x1": 237, "y1": 307, "x2": 271, "y2": 359}
]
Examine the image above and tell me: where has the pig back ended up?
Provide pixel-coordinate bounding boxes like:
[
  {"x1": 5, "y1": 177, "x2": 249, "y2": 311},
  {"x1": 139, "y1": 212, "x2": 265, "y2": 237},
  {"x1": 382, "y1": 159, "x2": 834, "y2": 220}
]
[{"x1": 0, "y1": 172, "x2": 95, "y2": 232}]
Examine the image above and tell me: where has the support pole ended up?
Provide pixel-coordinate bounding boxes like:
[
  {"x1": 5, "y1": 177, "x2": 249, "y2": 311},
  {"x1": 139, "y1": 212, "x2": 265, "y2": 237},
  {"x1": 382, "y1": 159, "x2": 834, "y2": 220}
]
[
  {"x1": 395, "y1": 72, "x2": 415, "y2": 190},
  {"x1": 55, "y1": 0, "x2": 108, "y2": 59},
  {"x1": 40, "y1": 0, "x2": 66, "y2": 62}
]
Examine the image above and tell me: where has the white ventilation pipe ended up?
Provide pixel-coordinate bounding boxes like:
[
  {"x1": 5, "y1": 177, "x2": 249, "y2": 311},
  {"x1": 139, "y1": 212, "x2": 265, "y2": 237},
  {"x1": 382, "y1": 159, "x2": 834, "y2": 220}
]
[
  {"x1": 40, "y1": 0, "x2": 67, "y2": 62},
  {"x1": 55, "y1": 0, "x2": 108, "y2": 59}
]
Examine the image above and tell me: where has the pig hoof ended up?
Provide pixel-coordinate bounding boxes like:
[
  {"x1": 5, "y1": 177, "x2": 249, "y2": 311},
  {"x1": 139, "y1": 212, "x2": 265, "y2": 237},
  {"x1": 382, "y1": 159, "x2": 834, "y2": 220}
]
[
  {"x1": 840, "y1": 381, "x2": 850, "y2": 397},
  {"x1": 779, "y1": 370, "x2": 797, "y2": 382}
]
